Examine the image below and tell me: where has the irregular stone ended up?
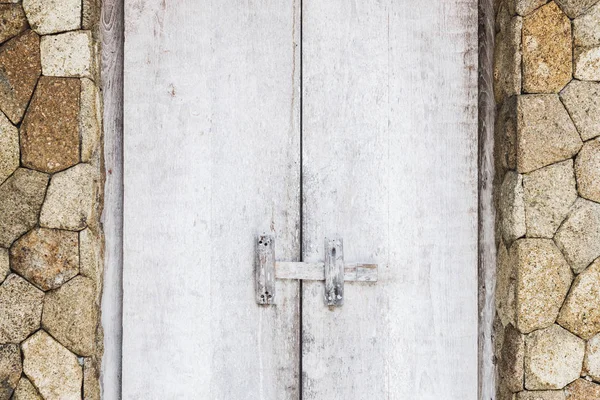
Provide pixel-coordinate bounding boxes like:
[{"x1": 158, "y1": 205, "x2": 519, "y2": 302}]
[
  {"x1": 83, "y1": 357, "x2": 100, "y2": 400},
  {"x1": 522, "y1": 3, "x2": 571, "y2": 93},
  {"x1": 0, "y1": 4, "x2": 28, "y2": 44},
  {"x1": 509, "y1": 0, "x2": 548, "y2": 16},
  {"x1": 0, "y1": 168, "x2": 48, "y2": 247},
  {"x1": 496, "y1": 1, "x2": 511, "y2": 35},
  {"x1": 497, "y1": 239, "x2": 516, "y2": 326},
  {"x1": 40, "y1": 31, "x2": 93, "y2": 78},
  {"x1": 573, "y1": 3, "x2": 600, "y2": 47},
  {"x1": 497, "y1": 382, "x2": 516, "y2": 400},
  {"x1": 574, "y1": 47, "x2": 600, "y2": 81},
  {"x1": 565, "y1": 379, "x2": 600, "y2": 400},
  {"x1": 555, "y1": 0, "x2": 600, "y2": 18},
  {"x1": 0, "y1": 344, "x2": 21, "y2": 399},
  {"x1": 494, "y1": 16, "x2": 522, "y2": 105},
  {"x1": 496, "y1": 96, "x2": 518, "y2": 173},
  {"x1": 40, "y1": 163, "x2": 98, "y2": 231},
  {"x1": 0, "y1": 248, "x2": 8, "y2": 283},
  {"x1": 13, "y1": 377, "x2": 43, "y2": 400},
  {"x1": 0, "y1": 274, "x2": 43, "y2": 343},
  {"x1": 43, "y1": 276, "x2": 97, "y2": 356},
  {"x1": 517, "y1": 391, "x2": 566, "y2": 400},
  {"x1": 495, "y1": 315, "x2": 506, "y2": 361},
  {"x1": 10, "y1": 227, "x2": 79, "y2": 291},
  {"x1": 0, "y1": 111, "x2": 19, "y2": 183},
  {"x1": 523, "y1": 160, "x2": 577, "y2": 238},
  {"x1": 512, "y1": 239, "x2": 572, "y2": 334},
  {"x1": 21, "y1": 330, "x2": 82, "y2": 400},
  {"x1": 82, "y1": 0, "x2": 99, "y2": 30},
  {"x1": 555, "y1": 199, "x2": 600, "y2": 274},
  {"x1": 80, "y1": 227, "x2": 102, "y2": 284},
  {"x1": 500, "y1": 171, "x2": 526, "y2": 242},
  {"x1": 80, "y1": 78, "x2": 101, "y2": 163},
  {"x1": 23, "y1": 0, "x2": 81, "y2": 35},
  {"x1": 575, "y1": 139, "x2": 600, "y2": 203},
  {"x1": 0, "y1": 30, "x2": 41, "y2": 124},
  {"x1": 584, "y1": 333, "x2": 600, "y2": 381},
  {"x1": 499, "y1": 324, "x2": 525, "y2": 392},
  {"x1": 20, "y1": 77, "x2": 80, "y2": 173},
  {"x1": 525, "y1": 324, "x2": 585, "y2": 390},
  {"x1": 516, "y1": 95, "x2": 582, "y2": 173},
  {"x1": 558, "y1": 259, "x2": 600, "y2": 339},
  {"x1": 560, "y1": 80, "x2": 600, "y2": 141}
]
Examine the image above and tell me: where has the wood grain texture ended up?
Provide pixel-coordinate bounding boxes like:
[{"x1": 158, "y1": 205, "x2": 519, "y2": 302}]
[
  {"x1": 276, "y1": 261, "x2": 377, "y2": 281},
  {"x1": 478, "y1": 0, "x2": 497, "y2": 398},
  {"x1": 100, "y1": 0, "x2": 124, "y2": 397},
  {"x1": 122, "y1": 0, "x2": 301, "y2": 398},
  {"x1": 324, "y1": 238, "x2": 344, "y2": 306},
  {"x1": 301, "y1": 0, "x2": 479, "y2": 398},
  {"x1": 256, "y1": 235, "x2": 276, "y2": 305}
]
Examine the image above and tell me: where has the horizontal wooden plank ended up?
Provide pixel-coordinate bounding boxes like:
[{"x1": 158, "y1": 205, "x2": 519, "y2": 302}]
[{"x1": 275, "y1": 262, "x2": 377, "y2": 282}]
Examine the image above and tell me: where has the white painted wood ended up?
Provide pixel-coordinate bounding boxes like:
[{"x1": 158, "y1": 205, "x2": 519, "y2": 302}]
[
  {"x1": 100, "y1": 0, "x2": 123, "y2": 397},
  {"x1": 276, "y1": 261, "x2": 377, "y2": 282},
  {"x1": 256, "y1": 235, "x2": 276, "y2": 305},
  {"x1": 122, "y1": 1, "x2": 301, "y2": 398},
  {"x1": 301, "y1": 0, "x2": 479, "y2": 398},
  {"x1": 324, "y1": 238, "x2": 344, "y2": 306},
  {"x1": 277, "y1": 262, "x2": 324, "y2": 280}
]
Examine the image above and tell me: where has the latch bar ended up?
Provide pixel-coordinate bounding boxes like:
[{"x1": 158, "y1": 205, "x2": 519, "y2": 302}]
[
  {"x1": 255, "y1": 235, "x2": 378, "y2": 307},
  {"x1": 275, "y1": 262, "x2": 378, "y2": 282}
]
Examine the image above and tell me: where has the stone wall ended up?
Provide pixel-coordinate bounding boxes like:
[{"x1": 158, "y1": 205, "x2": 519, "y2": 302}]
[
  {"x1": 494, "y1": 0, "x2": 600, "y2": 399},
  {"x1": 0, "y1": 0, "x2": 103, "y2": 398}
]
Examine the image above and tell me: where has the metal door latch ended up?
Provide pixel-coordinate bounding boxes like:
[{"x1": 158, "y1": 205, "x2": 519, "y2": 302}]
[{"x1": 255, "y1": 234, "x2": 378, "y2": 307}]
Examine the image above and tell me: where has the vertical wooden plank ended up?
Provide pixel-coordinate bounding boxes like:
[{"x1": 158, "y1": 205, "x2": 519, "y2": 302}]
[
  {"x1": 122, "y1": 1, "x2": 301, "y2": 398},
  {"x1": 478, "y1": 0, "x2": 497, "y2": 398},
  {"x1": 301, "y1": 0, "x2": 478, "y2": 398},
  {"x1": 100, "y1": 0, "x2": 123, "y2": 397}
]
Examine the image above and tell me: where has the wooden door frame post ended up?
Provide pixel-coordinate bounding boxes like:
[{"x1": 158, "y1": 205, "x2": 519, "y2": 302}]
[{"x1": 101, "y1": 0, "x2": 124, "y2": 397}]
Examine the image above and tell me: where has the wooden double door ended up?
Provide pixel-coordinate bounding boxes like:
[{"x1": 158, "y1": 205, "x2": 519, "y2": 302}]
[{"x1": 122, "y1": 0, "x2": 478, "y2": 398}]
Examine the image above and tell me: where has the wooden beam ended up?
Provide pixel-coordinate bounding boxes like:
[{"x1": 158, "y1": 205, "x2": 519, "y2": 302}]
[
  {"x1": 478, "y1": 0, "x2": 497, "y2": 398},
  {"x1": 275, "y1": 261, "x2": 378, "y2": 282},
  {"x1": 100, "y1": 0, "x2": 124, "y2": 397}
]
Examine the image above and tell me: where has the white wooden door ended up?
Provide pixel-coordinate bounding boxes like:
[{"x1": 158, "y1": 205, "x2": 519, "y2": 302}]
[
  {"x1": 301, "y1": 1, "x2": 478, "y2": 398},
  {"x1": 122, "y1": 0, "x2": 301, "y2": 398},
  {"x1": 122, "y1": 0, "x2": 478, "y2": 399}
]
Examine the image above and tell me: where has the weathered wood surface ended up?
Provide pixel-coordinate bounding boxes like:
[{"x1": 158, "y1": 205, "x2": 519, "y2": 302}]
[
  {"x1": 324, "y1": 238, "x2": 344, "y2": 306},
  {"x1": 256, "y1": 235, "x2": 276, "y2": 305},
  {"x1": 478, "y1": 0, "x2": 497, "y2": 398},
  {"x1": 100, "y1": 0, "x2": 123, "y2": 397},
  {"x1": 122, "y1": 1, "x2": 301, "y2": 398},
  {"x1": 301, "y1": 0, "x2": 479, "y2": 398},
  {"x1": 276, "y1": 261, "x2": 377, "y2": 282}
]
